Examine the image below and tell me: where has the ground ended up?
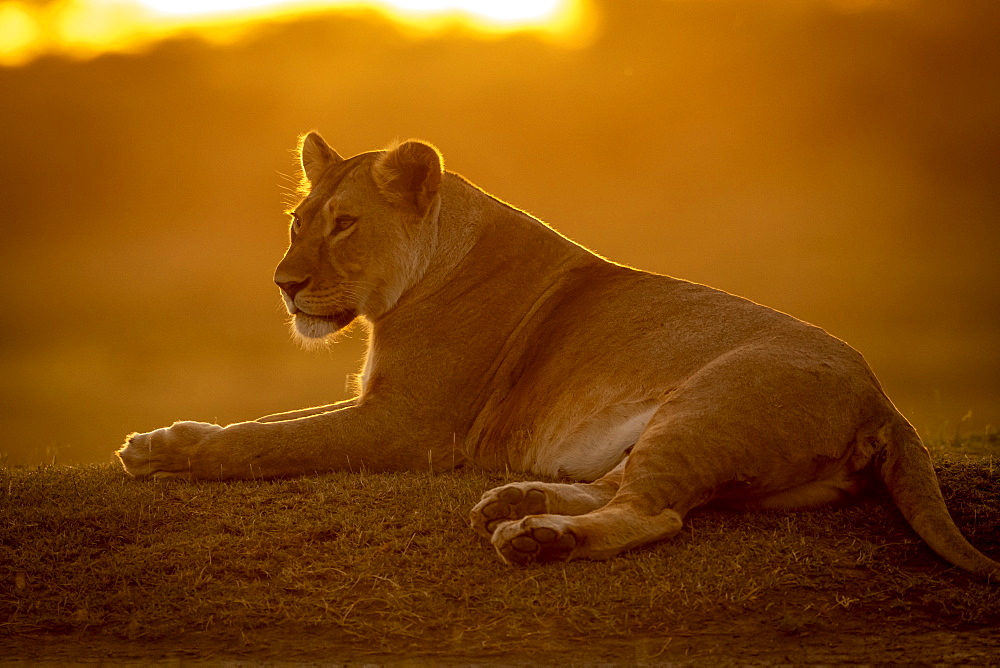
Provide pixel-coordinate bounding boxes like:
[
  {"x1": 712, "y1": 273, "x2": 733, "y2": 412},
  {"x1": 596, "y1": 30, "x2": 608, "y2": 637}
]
[{"x1": 1, "y1": 449, "x2": 998, "y2": 665}]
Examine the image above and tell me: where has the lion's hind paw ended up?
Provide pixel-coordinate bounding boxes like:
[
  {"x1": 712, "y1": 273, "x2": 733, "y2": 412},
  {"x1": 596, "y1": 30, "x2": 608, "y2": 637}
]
[
  {"x1": 491, "y1": 516, "x2": 579, "y2": 565},
  {"x1": 469, "y1": 483, "x2": 548, "y2": 538}
]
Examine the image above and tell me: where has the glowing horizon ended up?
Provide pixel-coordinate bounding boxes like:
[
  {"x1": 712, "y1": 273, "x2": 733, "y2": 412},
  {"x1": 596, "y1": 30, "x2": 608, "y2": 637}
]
[{"x1": 0, "y1": 0, "x2": 591, "y2": 67}]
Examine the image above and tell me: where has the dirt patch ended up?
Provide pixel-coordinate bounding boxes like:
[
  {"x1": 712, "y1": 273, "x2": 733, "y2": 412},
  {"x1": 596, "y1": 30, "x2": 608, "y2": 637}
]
[{"x1": 2, "y1": 623, "x2": 999, "y2": 665}]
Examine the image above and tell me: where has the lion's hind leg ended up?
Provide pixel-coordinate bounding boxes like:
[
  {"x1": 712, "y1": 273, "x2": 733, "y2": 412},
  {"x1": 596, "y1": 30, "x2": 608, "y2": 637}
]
[
  {"x1": 490, "y1": 496, "x2": 684, "y2": 565},
  {"x1": 485, "y1": 401, "x2": 737, "y2": 565},
  {"x1": 469, "y1": 460, "x2": 625, "y2": 538},
  {"x1": 485, "y1": 458, "x2": 692, "y2": 565},
  {"x1": 748, "y1": 471, "x2": 867, "y2": 511},
  {"x1": 487, "y1": 447, "x2": 691, "y2": 565}
]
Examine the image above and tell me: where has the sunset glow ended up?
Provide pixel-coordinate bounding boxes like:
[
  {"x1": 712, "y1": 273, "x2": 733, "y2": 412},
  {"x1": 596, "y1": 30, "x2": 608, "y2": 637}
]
[{"x1": 0, "y1": 0, "x2": 589, "y2": 66}]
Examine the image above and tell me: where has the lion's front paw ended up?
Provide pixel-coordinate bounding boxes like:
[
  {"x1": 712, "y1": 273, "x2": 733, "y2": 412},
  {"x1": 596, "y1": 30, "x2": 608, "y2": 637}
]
[
  {"x1": 117, "y1": 421, "x2": 222, "y2": 478},
  {"x1": 469, "y1": 483, "x2": 549, "y2": 538},
  {"x1": 491, "y1": 516, "x2": 579, "y2": 565}
]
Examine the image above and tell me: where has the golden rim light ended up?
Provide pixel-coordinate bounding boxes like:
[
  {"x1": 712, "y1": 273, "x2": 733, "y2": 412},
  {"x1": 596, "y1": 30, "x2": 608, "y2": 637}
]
[{"x1": 0, "y1": 0, "x2": 592, "y2": 66}]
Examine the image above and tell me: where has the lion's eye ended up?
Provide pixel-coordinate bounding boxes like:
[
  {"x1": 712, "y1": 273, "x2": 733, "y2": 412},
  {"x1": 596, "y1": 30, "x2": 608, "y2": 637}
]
[
  {"x1": 290, "y1": 213, "x2": 302, "y2": 234},
  {"x1": 335, "y1": 215, "x2": 357, "y2": 231}
]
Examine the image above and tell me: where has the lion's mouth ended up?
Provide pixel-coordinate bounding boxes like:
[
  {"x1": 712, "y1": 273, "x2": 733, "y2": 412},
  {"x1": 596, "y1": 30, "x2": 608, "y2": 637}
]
[{"x1": 299, "y1": 309, "x2": 358, "y2": 329}]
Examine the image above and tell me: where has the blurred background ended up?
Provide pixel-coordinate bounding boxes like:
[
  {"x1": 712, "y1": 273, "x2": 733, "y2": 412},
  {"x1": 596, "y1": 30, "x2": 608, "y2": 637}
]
[{"x1": 1, "y1": 0, "x2": 998, "y2": 466}]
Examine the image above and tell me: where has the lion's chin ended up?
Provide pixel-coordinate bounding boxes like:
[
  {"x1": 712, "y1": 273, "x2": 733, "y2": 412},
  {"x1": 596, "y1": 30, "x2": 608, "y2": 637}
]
[{"x1": 291, "y1": 310, "x2": 358, "y2": 345}]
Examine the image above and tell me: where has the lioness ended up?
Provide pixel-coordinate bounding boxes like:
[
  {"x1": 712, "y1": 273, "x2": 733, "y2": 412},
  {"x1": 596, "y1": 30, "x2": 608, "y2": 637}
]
[{"x1": 118, "y1": 133, "x2": 998, "y2": 580}]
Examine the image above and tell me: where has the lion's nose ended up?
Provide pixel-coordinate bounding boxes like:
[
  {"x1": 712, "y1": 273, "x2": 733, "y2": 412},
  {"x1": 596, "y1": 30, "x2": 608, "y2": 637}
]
[{"x1": 276, "y1": 278, "x2": 309, "y2": 300}]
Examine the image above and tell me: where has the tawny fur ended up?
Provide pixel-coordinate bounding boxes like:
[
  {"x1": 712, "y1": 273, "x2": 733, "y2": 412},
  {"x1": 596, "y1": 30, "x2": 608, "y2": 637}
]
[{"x1": 117, "y1": 133, "x2": 999, "y2": 581}]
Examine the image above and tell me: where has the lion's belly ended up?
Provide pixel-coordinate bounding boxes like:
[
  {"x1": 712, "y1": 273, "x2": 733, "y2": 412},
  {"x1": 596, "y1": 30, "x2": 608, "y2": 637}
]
[{"x1": 525, "y1": 400, "x2": 660, "y2": 481}]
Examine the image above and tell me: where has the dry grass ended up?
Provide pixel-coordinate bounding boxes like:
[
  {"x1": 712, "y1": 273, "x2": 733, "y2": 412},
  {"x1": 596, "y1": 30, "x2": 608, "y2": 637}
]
[{"x1": 1, "y1": 434, "x2": 998, "y2": 663}]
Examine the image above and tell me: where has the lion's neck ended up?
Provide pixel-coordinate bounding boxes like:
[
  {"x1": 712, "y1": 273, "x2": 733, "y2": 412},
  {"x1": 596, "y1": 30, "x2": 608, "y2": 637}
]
[
  {"x1": 359, "y1": 172, "x2": 598, "y2": 440},
  {"x1": 389, "y1": 172, "x2": 591, "y2": 312},
  {"x1": 445, "y1": 172, "x2": 589, "y2": 277}
]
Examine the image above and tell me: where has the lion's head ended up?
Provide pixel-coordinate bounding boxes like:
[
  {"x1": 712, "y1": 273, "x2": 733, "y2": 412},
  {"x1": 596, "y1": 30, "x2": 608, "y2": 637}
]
[{"x1": 274, "y1": 133, "x2": 443, "y2": 344}]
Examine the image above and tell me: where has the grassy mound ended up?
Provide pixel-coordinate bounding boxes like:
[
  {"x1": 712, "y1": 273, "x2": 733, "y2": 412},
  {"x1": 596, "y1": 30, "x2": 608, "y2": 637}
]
[{"x1": 1, "y1": 435, "x2": 998, "y2": 663}]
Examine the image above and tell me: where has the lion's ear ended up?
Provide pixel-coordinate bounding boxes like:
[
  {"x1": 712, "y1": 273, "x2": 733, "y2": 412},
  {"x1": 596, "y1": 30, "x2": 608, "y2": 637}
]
[
  {"x1": 373, "y1": 140, "x2": 443, "y2": 215},
  {"x1": 299, "y1": 132, "x2": 343, "y2": 184}
]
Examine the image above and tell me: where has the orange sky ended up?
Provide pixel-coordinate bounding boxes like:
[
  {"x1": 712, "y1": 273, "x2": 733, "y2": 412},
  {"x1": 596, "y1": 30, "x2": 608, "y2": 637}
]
[
  {"x1": 1, "y1": 0, "x2": 998, "y2": 466},
  {"x1": 0, "y1": 0, "x2": 591, "y2": 66}
]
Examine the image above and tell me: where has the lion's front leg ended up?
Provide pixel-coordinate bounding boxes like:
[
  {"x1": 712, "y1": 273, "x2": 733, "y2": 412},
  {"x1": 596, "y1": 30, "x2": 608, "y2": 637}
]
[
  {"x1": 118, "y1": 405, "x2": 421, "y2": 480},
  {"x1": 255, "y1": 399, "x2": 357, "y2": 423},
  {"x1": 117, "y1": 419, "x2": 314, "y2": 480}
]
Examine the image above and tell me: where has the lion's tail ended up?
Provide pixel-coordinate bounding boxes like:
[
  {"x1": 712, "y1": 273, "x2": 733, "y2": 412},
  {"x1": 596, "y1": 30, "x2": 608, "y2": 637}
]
[{"x1": 877, "y1": 419, "x2": 999, "y2": 583}]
